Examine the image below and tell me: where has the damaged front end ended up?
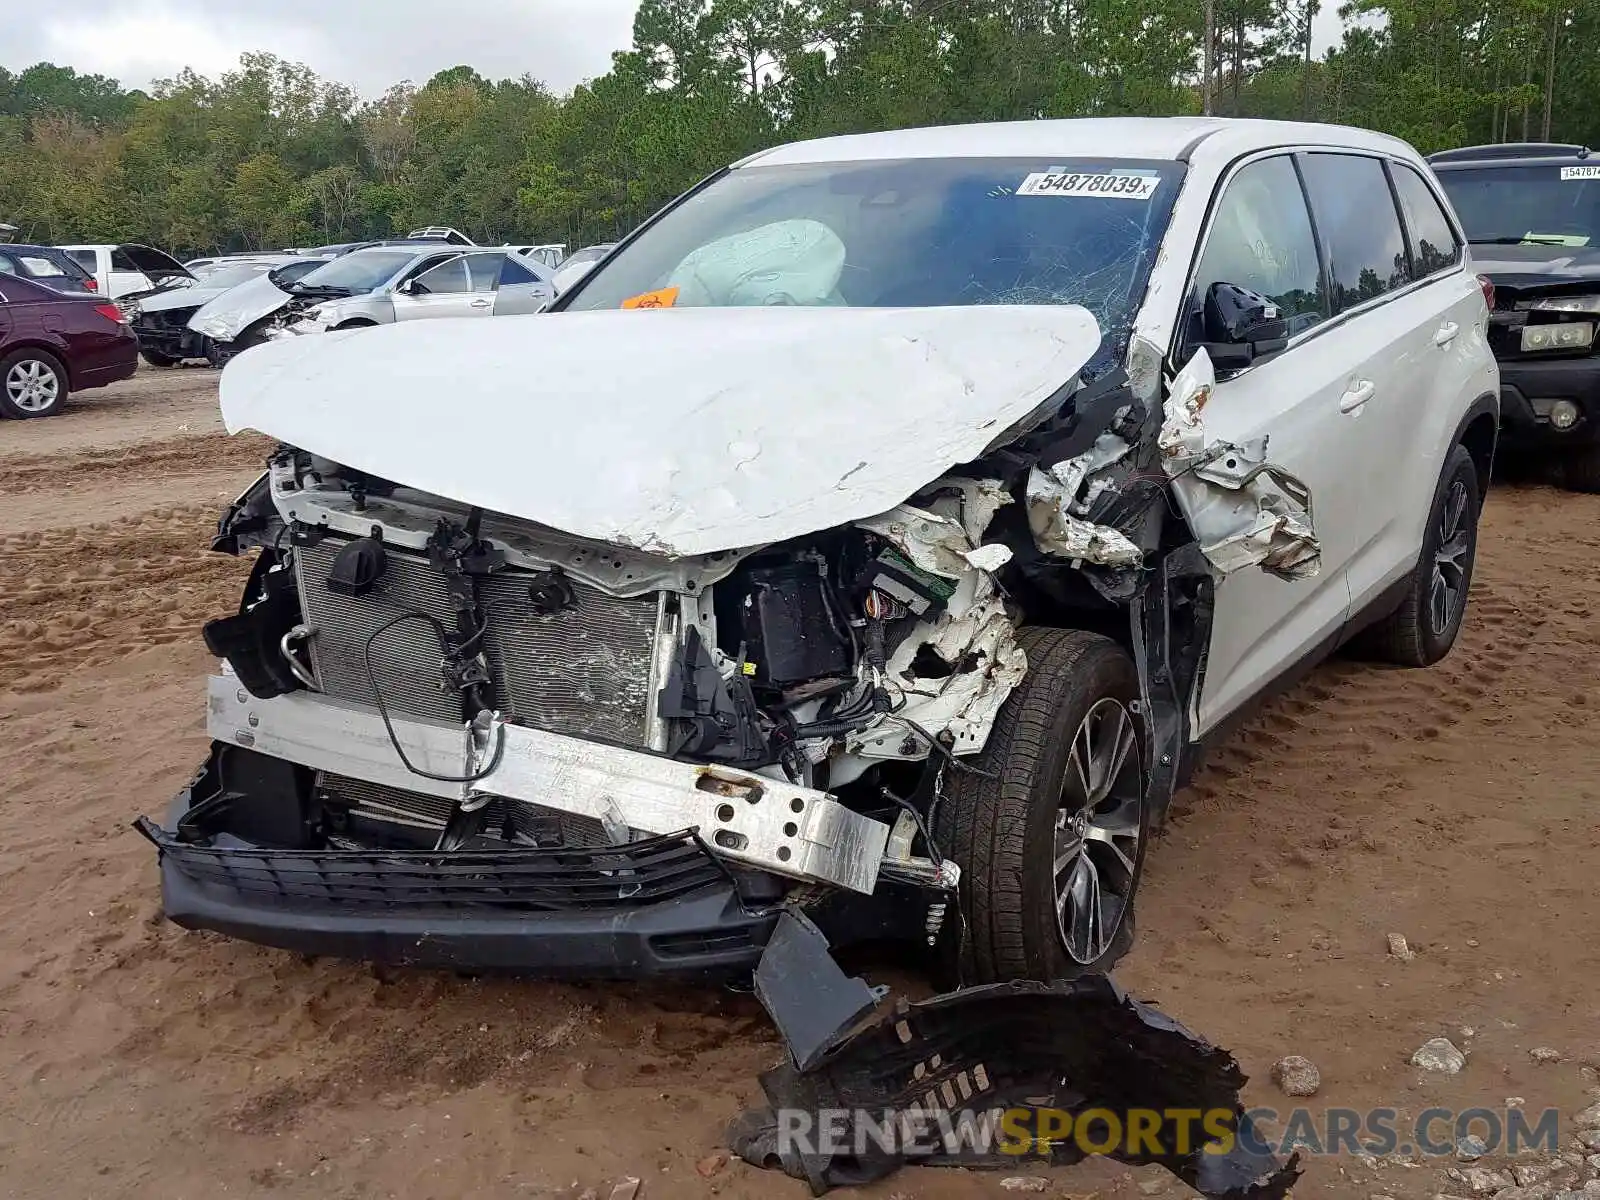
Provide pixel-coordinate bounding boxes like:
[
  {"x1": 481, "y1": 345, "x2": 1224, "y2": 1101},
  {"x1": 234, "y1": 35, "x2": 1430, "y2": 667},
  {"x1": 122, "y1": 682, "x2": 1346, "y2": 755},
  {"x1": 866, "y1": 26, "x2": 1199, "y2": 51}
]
[{"x1": 143, "y1": 304, "x2": 1324, "y2": 988}]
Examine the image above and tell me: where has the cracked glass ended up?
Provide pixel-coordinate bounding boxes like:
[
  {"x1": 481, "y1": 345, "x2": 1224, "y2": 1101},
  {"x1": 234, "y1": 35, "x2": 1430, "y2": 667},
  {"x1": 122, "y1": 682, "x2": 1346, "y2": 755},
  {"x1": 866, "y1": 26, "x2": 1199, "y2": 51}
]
[{"x1": 563, "y1": 156, "x2": 1185, "y2": 376}]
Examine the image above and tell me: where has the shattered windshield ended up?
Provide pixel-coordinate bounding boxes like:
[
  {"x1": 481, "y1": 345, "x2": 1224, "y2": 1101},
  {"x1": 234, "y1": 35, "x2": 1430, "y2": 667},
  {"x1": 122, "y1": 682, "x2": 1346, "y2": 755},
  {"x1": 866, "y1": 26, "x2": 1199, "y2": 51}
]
[
  {"x1": 564, "y1": 156, "x2": 1183, "y2": 369},
  {"x1": 292, "y1": 249, "x2": 416, "y2": 293},
  {"x1": 1436, "y1": 164, "x2": 1600, "y2": 246}
]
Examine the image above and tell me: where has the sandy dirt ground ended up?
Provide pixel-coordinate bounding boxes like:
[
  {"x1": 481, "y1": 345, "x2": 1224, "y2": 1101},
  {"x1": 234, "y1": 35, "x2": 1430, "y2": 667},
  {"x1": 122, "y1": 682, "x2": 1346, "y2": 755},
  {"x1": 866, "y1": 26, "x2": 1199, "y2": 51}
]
[{"x1": 2, "y1": 366, "x2": 1598, "y2": 1200}]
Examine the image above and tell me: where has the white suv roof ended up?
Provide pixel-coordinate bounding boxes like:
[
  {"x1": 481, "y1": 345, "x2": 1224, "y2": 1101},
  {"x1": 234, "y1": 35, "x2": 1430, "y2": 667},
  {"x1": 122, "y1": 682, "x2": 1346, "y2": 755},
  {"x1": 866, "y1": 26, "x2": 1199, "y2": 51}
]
[{"x1": 744, "y1": 116, "x2": 1416, "y2": 167}]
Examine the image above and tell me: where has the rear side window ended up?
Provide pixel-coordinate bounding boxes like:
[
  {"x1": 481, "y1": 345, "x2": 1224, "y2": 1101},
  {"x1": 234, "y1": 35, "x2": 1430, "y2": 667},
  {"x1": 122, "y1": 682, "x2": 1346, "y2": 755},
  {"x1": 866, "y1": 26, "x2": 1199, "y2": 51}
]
[
  {"x1": 1192, "y1": 154, "x2": 1327, "y2": 335},
  {"x1": 499, "y1": 256, "x2": 539, "y2": 286},
  {"x1": 19, "y1": 255, "x2": 67, "y2": 278},
  {"x1": 1299, "y1": 154, "x2": 1412, "y2": 313},
  {"x1": 110, "y1": 247, "x2": 140, "y2": 271},
  {"x1": 0, "y1": 255, "x2": 16, "y2": 275},
  {"x1": 1390, "y1": 164, "x2": 1462, "y2": 276},
  {"x1": 65, "y1": 248, "x2": 97, "y2": 272}
]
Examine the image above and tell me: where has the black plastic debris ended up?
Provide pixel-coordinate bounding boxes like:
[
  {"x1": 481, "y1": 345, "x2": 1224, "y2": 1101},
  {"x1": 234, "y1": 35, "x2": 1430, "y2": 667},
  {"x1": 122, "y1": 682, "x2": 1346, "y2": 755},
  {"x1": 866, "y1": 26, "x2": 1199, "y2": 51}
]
[
  {"x1": 734, "y1": 968, "x2": 1301, "y2": 1198},
  {"x1": 754, "y1": 911, "x2": 883, "y2": 1072}
]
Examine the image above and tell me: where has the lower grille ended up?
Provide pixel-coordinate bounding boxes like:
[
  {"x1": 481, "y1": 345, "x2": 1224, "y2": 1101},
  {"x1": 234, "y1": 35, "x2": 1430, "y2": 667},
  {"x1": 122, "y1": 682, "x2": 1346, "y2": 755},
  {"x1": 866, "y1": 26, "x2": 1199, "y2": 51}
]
[
  {"x1": 294, "y1": 536, "x2": 660, "y2": 746},
  {"x1": 320, "y1": 772, "x2": 610, "y2": 849},
  {"x1": 139, "y1": 819, "x2": 727, "y2": 913}
]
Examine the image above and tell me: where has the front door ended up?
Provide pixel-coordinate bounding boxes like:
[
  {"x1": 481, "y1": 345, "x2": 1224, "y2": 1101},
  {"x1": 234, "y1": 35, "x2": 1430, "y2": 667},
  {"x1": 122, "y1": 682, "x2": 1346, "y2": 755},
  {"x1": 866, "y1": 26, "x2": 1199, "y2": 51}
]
[
  {"x1": 391, "y1": 255, "x2": 479, "y2": 321},
  {"x1": 1170, "y1": 152, "x2": 1364, "y2": 733}
]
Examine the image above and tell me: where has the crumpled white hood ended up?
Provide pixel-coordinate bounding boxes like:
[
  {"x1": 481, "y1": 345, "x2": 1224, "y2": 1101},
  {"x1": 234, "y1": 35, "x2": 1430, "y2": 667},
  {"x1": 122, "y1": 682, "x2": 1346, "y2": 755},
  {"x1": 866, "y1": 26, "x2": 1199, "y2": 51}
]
[
  {"x1": 220, "y1": 305, "x2": 1101, "y2": 557},
  {"x1": 188, "y1": 273, "x2": 291, "y2": 338}
]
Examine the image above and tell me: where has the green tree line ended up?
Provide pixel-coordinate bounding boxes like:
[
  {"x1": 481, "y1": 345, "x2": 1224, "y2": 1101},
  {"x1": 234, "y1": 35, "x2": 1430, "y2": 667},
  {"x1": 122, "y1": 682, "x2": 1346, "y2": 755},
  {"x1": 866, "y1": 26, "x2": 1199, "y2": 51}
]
[{"x1": 1, "y1": 0, "x2": 1595, "y2": 255}]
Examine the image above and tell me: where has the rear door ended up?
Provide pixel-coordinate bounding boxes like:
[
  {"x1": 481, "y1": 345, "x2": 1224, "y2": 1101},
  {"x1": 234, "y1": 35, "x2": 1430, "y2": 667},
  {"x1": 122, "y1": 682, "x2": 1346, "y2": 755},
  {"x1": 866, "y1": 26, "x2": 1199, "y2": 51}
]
[
  {"x1": 491, "y1": 254, "x2": 554, "y2": 314},
  {"x1": 1381, "y1": 160, "x2": 1490, "y2": 585},
  {"x1": 391, "y1": 254, "x2": 477, "y2": 320},
  {"x1": 461, "y1": 252, "x2": 507, "y2": 315},
  {"x1": 1296, "y1": 153, "x2": 1460, "y2": 610}
]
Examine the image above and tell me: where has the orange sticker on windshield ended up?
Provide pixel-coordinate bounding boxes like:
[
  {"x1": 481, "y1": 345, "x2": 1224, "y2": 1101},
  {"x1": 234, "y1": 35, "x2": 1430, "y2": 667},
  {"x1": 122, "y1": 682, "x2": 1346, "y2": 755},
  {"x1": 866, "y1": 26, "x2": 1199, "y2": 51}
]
[{"x1": 621, "y1": 286, "x2": 679, "y2": 310}]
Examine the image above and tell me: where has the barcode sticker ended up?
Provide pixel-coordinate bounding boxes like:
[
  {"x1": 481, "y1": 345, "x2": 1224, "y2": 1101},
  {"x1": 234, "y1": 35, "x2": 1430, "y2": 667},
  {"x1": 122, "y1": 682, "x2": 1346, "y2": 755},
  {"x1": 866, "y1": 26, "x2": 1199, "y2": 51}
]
[{"x1": 1016, "y1": 171, "x2": 1159, "y2": 200}]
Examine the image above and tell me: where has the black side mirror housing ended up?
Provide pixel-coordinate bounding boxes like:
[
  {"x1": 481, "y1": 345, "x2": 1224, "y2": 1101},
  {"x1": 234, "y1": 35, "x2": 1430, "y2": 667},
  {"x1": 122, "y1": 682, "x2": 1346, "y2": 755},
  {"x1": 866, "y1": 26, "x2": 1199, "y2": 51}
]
[{"x1": 1200, "y1": 281, "x2": 1291, "y2": 370}]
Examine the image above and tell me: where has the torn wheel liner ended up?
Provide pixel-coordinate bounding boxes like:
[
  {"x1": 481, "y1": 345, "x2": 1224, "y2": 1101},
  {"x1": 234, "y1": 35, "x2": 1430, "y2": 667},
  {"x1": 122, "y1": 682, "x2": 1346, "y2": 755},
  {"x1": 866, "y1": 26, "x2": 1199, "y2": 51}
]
[{"x1": 730, "y1": 974, "x2": 1301, "y2": 1197}]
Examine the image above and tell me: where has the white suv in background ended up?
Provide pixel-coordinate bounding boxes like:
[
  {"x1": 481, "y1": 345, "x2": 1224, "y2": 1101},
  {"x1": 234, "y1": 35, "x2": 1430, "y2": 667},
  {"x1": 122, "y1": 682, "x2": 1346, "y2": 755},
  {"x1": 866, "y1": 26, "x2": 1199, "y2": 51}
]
[{"x1": 146, "y1": 118, "x2": 1497, "y2": 991}]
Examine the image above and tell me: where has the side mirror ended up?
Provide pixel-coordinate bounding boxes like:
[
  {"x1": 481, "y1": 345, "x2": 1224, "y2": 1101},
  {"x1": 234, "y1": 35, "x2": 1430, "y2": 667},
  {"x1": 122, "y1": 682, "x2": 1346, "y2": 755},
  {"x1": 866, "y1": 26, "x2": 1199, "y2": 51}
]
[
  {"x1": 1201, "y1": 282, "x2": 1290, "y2": 370},
  {"x1": 397, "y1": 277, "x2": 423, "y2": 296}
]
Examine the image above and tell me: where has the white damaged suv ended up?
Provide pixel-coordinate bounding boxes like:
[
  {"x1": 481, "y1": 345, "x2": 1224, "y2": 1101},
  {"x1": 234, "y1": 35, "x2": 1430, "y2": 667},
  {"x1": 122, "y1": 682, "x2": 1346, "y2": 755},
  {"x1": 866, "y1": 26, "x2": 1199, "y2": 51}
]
[{"x1": 141, "y1": 118, "x2": 1497, "y2": 986}]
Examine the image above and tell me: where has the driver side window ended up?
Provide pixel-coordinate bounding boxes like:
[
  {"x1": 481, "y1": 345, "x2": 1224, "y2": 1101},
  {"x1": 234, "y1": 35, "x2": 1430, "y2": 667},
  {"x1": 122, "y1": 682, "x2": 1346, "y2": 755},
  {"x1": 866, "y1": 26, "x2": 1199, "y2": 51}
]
[
  {"x1": 410, "y1": 256, "x2": 470, "y2": 294},
  {"x1": 1191, "y1": 155, "x2": 1328, "y2": 344}
]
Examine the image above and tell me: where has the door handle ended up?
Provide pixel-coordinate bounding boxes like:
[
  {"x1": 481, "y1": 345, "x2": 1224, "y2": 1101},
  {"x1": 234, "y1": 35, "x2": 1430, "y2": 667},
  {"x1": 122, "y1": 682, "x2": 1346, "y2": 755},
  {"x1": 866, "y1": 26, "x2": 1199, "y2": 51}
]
[
  {"x1": 469, "y1": 298, "x2": 492, "y2": 309},
  {"x1": 1339, "y1": 380, "x2": 1376, "y2": 413},
  {"x1": 1434, "y1": 321, "x2": 1460, "y2": 346}
]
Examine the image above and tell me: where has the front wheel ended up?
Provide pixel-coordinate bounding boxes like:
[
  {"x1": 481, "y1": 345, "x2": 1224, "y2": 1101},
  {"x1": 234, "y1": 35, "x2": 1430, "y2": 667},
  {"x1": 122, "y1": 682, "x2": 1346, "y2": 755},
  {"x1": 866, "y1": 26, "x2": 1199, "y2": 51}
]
[
  {"x1": 0, "y1": 349, "x2": 68, "y2": 418},
  {"x1": 935, "y1": 627, "x2": 1149, "y2": 983},
  {"x1": 140, "y1": 348, "x2": 181, "y2": 368}
]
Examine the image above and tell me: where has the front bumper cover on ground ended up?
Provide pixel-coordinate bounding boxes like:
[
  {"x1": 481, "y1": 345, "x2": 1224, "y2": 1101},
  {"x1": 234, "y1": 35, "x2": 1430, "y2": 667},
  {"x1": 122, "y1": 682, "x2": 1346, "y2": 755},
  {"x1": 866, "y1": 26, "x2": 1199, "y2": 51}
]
[{"x1": 736, "y1": 912, "x2": 1302, "y2": 1197}]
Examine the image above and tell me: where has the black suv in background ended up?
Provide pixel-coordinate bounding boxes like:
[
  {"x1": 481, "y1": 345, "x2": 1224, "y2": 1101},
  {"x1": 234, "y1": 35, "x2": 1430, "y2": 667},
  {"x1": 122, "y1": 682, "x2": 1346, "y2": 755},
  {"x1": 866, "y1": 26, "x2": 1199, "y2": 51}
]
[
  {"x1": 1430, "y1": 143, "x2": 1600, "y2": 491},
  {"x1": 0, "y1": 245, "x2": 97, "y2": 294}
]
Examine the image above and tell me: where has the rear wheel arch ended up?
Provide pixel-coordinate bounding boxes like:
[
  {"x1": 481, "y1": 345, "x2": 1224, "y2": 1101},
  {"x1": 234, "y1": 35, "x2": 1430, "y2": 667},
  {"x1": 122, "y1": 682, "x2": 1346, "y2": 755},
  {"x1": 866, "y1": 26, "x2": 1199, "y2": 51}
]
[
  {"x1": 1456, "y1": 396, "x2": 1499, "y2": 491},
  {"x1": 2, "y1": 338, "x2": 73, "y2": 387}
]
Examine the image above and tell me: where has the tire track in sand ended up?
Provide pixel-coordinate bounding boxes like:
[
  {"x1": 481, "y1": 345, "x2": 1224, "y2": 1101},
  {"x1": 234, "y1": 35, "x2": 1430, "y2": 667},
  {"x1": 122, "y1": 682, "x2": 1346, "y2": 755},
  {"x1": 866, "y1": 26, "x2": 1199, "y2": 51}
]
[{"x1": 0, "y1": 506, "x2": 251, "y2": 692}]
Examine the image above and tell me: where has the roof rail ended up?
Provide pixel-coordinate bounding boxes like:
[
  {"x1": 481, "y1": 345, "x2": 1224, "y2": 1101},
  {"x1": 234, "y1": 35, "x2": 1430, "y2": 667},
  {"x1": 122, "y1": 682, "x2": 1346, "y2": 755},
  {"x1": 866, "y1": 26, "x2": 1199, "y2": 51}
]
[
  {"x1": 405, "y1": 226, "x2": 476, "y2": 245},
  {"x1": 1428, "y1": 142, "x2": 1591, "y2": 164}
]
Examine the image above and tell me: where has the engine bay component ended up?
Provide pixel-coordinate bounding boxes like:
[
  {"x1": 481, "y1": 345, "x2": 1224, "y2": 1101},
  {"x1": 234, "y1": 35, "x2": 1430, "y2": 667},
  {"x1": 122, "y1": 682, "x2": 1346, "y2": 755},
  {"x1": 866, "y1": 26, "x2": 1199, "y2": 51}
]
[
  {"x1": 736, "y1": 558, "x2": 853, "y2": 692},
  {"x1": 326, "y1": 534, "x2": 387, "y2": 597}
]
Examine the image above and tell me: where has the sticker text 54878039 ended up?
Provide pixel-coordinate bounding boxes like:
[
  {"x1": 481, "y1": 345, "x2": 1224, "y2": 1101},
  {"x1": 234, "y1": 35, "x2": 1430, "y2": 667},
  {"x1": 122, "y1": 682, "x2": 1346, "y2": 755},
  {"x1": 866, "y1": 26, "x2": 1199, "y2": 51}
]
[{"x1": 1016, "y1": 171, "x2": 1159, "y2": 200}]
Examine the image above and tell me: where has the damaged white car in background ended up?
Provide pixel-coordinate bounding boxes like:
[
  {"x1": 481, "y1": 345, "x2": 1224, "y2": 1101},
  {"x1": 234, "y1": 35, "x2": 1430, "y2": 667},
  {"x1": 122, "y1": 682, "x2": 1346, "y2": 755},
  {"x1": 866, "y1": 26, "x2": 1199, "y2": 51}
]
[{"x1": 141, "y1": 116, "x2": 1496, "y2": 1055}]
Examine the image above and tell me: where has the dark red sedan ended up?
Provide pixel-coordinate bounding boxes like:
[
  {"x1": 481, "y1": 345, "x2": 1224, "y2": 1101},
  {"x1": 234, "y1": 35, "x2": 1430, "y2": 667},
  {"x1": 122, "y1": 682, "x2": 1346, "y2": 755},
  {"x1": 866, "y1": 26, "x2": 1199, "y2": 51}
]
[{"x1": 0, "y1": 270, "x2": 137, "y2": 419}]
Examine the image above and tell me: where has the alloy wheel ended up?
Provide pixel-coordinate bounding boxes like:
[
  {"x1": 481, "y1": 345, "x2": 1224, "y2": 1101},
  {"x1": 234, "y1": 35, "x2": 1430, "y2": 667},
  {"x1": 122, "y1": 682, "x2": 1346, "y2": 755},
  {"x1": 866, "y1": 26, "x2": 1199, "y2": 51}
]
[
  {"x1": 1428, "y1": 479, "x2": 1471, "y2": 636},
  {"x1": 5, "y1": 359, "x2": 60, "y2": 414},
  {"x1": 1053, "y1": 697, "x2": 1143, "y2": 965}
]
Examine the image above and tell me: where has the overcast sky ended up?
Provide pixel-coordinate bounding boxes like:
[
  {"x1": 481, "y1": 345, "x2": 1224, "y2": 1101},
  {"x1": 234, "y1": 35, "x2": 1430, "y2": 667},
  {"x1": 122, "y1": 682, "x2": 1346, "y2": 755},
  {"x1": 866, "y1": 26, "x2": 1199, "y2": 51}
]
[{"x1": 5, "y1": 0, "x2": 1347, "y2": 99}]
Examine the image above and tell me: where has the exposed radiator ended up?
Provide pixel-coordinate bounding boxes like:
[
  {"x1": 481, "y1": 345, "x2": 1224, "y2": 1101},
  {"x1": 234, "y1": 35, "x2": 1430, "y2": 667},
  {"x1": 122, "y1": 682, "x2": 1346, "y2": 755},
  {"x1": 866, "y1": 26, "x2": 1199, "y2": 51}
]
[{"x1": 294, "y1": 536, "x2": 660, "y2": 747}]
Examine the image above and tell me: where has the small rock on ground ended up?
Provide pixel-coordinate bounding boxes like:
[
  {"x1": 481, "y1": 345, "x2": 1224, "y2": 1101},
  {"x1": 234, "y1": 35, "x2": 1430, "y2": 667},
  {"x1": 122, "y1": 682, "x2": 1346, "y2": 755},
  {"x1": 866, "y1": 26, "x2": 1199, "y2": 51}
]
[
  {"x1": 1531, "y1": 1047, "x2": 1564, "y2": 1064},
  {"x1": 1447, "y1": 1164, "x2": 1511, "y2": 1191},
  {"x1": 1388, "y1": 933, "x2": 1417, "y2": 961},
  {"x1": 1413, "y1": 1037, "x2": 1468, "y2": 1073},
  {"x1": 999, "y1": 1178, "x2": 1050, "y2": 1193},
  {"x1": 1271, "y1": 1055, "x2": 1322, "y2": 1097},
  {"x1": 1457, "y1": 1134, "x2": 1490, "y2": 1159}
]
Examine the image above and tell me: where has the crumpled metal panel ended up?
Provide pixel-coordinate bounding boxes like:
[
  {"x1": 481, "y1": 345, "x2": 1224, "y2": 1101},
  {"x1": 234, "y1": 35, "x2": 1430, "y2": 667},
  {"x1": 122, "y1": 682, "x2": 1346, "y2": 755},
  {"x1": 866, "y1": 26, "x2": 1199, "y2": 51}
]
[{"x1": 1159, "y1": 350, "x2": 1321, "y2": 581}]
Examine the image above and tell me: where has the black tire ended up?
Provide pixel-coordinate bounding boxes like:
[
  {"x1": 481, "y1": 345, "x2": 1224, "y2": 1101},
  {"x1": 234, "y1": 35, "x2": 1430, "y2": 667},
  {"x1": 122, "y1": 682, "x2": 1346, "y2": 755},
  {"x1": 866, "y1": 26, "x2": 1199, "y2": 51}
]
[
  {"x1": 935, "y1": 627, "x2": 1149, "y2": 984},
  {"x1": 1352, "y1": 442, "x2": 1480, "y2": 667},
  {"x1": 0, "y1": 348, "x2": 68, "y2": 419},
  {"x1": 1554, "y1": 444, "x2": 1600, "y2": 494},
  {"x1": 139, "y1": 348, "x2": 181, "y2": 368}
]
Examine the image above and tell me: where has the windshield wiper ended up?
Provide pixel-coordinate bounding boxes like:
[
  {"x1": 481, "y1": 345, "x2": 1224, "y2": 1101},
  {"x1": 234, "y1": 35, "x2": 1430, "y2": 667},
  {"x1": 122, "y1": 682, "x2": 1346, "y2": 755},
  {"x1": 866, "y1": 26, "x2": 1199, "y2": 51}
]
[
  {"x1": 285, "y1": 283, "x2": 354, "y2": 298},
  {"x1": 1472, "y1": 235, "x2": 1572, "y2": 246}
]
